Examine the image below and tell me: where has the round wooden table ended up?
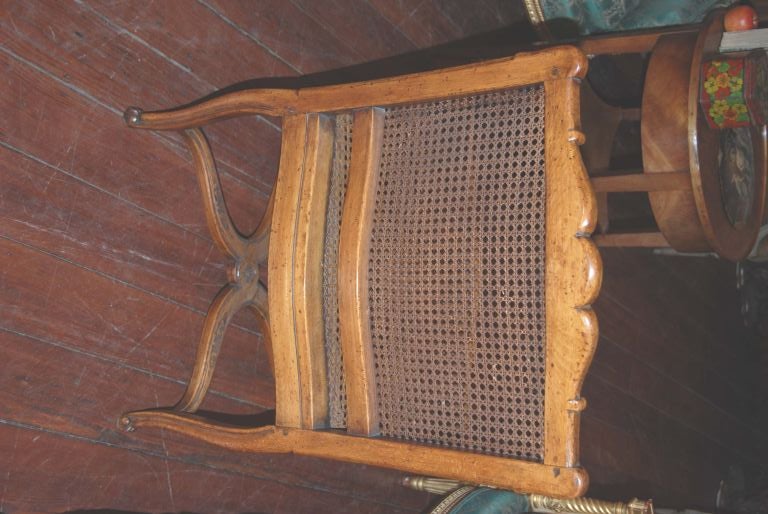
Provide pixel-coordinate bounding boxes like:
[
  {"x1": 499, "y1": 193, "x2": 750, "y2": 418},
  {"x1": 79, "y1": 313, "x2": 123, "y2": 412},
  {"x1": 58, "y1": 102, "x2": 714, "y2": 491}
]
[{"x1": 641, "y1": 10, "x2": 767, "y2": 260}]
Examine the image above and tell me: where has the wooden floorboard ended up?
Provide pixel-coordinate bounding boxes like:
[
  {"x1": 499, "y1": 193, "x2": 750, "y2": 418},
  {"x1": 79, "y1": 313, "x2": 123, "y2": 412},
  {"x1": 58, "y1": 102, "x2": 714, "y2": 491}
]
[
  {"x1": 290, "y1": 0, "x2": 417, "y2": 61},
  {"x1": 0, "y1": 48, "x2": 269, "y2": 240},
  {"x1": 1, "y1": 1, "x2": 766, "y2": 512},
  {"x1": 0, "y1": 328, "x2": 431, "y2": 512},
  {"x1": 2, "y1": 1, "x2": 281, "y2": 197},
  {"x1": 585, "y1": 249, "x2": 768, "y2": 509},
  {"x1": 430, "y1": 0, "x2": 525, "y2": 36},
  {"x1": 0, "y1": 422, "x2": 424, "y2": 514},
  {"x1": 0, "y1": 236, "x2": 274, "y2": 407},
  {"x1": 202, "y1": 0, "x2": 364, "y2": 73},
  {"x1": 1, "y1": 144, "x2": 235, "y2": 318},
  {"x1": 365, "y1": 0, "x2": 463, "y2": 48}
]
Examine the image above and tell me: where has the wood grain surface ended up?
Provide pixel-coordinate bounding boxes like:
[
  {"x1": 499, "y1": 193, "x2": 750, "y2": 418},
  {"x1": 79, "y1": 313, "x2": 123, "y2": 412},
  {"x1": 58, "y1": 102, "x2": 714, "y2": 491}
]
[
  {"x1": 337, "y1": 108, "x2": 385, "y2": 436},
  {"x1": 1, "y1": 2, "x2": 764, "y2": 512},
  {"x1": 123, "y1": 45, "x2": 595, "y2": 497}
]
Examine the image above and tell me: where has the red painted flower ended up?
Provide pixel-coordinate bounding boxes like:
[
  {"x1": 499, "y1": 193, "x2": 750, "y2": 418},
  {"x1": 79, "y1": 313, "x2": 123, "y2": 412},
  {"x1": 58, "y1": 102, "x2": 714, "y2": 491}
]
[
  {"x1": 715, "y1": 87, "x2": 732, "y2": 99},
  {"x1": 723, "y1": 107, "x2": 739, "y2": 120}
]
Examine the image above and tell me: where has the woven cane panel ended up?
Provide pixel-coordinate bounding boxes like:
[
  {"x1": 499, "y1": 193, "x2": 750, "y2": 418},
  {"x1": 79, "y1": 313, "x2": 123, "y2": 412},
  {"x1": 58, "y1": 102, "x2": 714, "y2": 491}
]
[
  {"x1": 369, "y1": 85, "x2": 547, "y2": 460},
  {"x1": 323, "y1": 113, "x2": 353, "y2": 428}
]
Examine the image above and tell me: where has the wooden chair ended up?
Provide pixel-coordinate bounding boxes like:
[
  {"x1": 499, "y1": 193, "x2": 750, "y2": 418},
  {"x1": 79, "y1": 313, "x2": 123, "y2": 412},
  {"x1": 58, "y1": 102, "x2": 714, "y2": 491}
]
[{"x1": 119, "y1": 45, "x2": 601, "y2": 498}]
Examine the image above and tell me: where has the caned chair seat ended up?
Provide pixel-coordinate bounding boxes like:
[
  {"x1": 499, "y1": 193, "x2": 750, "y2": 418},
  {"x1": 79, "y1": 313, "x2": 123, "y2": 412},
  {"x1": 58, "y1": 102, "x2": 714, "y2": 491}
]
[{"x1": 120, "y1": 45, "x2": 601, "y2": 498}]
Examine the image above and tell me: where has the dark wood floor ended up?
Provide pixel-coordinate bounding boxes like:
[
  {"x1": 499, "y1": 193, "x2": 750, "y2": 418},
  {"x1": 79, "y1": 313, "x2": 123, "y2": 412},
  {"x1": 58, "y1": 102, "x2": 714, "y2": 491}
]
[{"x1": 2, "y1": 2, "x2": 766, "y2": 513}]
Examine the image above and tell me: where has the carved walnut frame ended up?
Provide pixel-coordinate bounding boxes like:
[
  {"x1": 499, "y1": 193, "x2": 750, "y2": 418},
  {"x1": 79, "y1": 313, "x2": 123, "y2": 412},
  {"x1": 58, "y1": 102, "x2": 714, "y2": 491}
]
[{"x1": 120, "y1": 46, "x2": 601, "y2": 498}]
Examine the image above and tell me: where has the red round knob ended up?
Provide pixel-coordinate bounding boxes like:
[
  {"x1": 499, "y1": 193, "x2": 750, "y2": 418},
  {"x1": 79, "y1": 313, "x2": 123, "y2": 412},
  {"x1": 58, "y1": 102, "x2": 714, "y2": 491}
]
[{"x1": 725, "y1": 4, "x2": 759, "y2": 32}]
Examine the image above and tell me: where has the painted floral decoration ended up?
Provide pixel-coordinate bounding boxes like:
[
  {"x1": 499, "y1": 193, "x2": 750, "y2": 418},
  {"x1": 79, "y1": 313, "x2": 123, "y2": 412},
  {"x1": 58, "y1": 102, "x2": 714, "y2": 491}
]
[{"x1": 702, "y1": 59, "x2": 750, "y2": 128}]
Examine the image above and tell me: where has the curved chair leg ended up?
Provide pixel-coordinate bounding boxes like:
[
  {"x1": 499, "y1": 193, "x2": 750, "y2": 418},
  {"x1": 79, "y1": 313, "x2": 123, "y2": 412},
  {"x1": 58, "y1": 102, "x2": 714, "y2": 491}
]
[
  {"x1": 250, "y1": 295, "x2": 274, "y2": 379},
  {"x1": 119, "y1": 281, "x2": 270, "y2": 435},
  {"x1": 182, "y1": 125, "x2": 272, "y2": 265},
  {"x1": 121, "y1": 103, "x2": 276, "y2": 433},
  {"x1": 183, "y1": 128, "x2": 249, "y2": 258},
  {"x1": 174, "y1": 281, "x2": 265, "y2": 412}
]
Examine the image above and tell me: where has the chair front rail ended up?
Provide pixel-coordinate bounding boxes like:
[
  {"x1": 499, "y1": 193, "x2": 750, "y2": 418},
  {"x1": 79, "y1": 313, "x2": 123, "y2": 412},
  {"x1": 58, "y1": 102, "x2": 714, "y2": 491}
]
[
  {"x1": 292, "y1": 114, "x2": 336, "y2": 429},
  {"x1": 542, "y1": 76, "x2": 601, "y2": 468},
  {"x1": 267, "y1": 114, "x2": 311, "y2": 429}
]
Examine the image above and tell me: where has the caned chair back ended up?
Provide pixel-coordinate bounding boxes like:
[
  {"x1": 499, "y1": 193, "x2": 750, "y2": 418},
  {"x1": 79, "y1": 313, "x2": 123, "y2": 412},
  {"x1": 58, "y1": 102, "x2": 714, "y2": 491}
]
[{"x1": 122, "y1": 46, "x2": 601, "y2": 498}]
